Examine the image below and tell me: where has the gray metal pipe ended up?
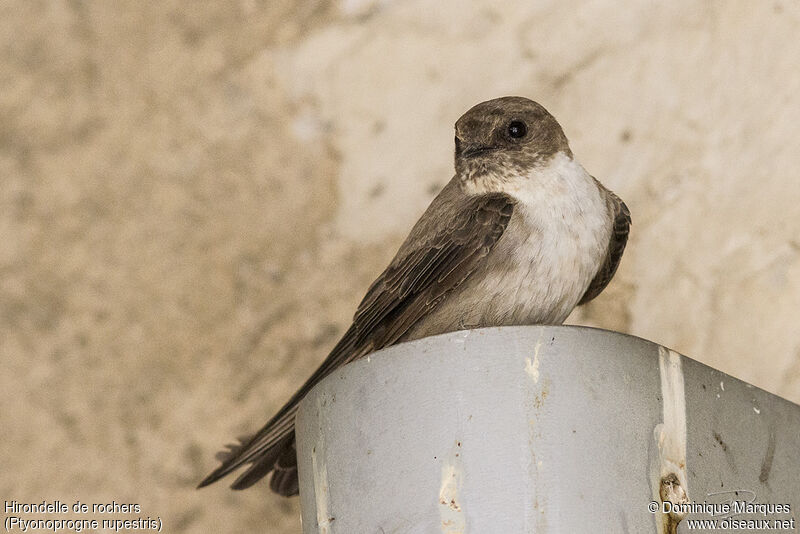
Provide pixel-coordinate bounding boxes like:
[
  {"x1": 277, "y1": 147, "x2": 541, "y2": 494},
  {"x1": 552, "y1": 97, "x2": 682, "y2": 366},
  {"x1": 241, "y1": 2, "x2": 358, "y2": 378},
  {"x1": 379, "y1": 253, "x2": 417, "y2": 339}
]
[{"x1": 295, "y1": 326, "x2": 800, "y2": 533}]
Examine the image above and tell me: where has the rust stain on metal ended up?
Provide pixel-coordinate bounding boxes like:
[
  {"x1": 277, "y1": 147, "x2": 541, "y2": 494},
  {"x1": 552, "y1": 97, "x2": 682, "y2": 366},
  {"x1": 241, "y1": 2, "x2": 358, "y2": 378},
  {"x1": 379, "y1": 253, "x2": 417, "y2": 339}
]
[
  {"x1": 759, "y1": 431, "x2": 776, "y2": 484},
  {"x1": 712, "y1": 431, "x2": 728, "y2": 452},
  {"x1": 524, "y1": 332, "x2": 547, "y2": 532},
  {"x1": 532, "y1": 385, "x2": 549, "y2": 409},
  {"x1": 652, "y1": 348, "x2": 689, "y2": 534},
  {"x1": 659, "y1": 473, "x2": 689, "y2": 534},
  {"x1": 438, "y1": 439, "x2": 465, "y2": 533}
]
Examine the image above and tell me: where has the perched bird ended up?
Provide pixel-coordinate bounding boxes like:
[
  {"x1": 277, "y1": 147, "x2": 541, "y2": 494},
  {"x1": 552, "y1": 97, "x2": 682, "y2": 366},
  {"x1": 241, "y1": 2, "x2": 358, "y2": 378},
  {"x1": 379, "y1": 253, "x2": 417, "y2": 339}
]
[{"x1": 198, "y1": 96, "x2": 631, "y2": 496}]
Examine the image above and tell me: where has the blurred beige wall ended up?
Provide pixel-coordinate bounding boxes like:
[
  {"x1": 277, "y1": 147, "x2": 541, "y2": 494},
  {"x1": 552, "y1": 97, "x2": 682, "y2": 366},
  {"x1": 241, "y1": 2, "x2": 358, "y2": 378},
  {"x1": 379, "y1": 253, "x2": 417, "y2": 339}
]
[{"x1": 2, "y1": 1, "x2": 799, "y2": 532}]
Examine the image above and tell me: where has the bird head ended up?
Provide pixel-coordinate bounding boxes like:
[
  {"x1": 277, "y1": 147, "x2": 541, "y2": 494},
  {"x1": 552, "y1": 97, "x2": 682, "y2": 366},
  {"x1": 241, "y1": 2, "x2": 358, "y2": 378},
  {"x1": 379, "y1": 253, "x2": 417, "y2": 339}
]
[{"x1": 454, "y1": 96, "x2": 572, "y2": 185}]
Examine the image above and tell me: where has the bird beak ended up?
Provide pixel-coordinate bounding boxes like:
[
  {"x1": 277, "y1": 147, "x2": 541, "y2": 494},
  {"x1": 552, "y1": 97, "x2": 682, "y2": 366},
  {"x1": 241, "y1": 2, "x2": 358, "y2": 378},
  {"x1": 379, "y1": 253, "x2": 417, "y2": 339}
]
[{"x1": 455, "y1": 136, "x2": 497, "y2": 159}]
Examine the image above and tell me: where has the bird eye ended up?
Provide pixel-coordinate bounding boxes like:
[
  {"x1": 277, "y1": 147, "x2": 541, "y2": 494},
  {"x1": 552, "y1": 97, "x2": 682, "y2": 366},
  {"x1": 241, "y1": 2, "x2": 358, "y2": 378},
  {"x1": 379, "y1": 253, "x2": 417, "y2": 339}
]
[{"x1": 507, "y1": 121, "x2": 527, "y2": 139}]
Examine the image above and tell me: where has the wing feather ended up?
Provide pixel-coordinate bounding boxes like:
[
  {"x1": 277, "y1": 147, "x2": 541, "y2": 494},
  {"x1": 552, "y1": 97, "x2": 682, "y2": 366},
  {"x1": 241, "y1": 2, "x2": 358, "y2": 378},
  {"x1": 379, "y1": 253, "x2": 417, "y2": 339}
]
[
  {"x1": 579, "y1": 189, "x2": 631, "y2": 305},
  {"x1": 199, "y1": 190, "x2": 515, "y2": 492}
]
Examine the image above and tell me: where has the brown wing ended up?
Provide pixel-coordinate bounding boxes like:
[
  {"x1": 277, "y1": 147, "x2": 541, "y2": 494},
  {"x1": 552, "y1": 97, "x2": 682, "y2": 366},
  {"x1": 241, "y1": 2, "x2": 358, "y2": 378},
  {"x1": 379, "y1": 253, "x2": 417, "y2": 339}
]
[
  {"x1": 354, "y1": 192, "x2": 514, "y2": 347},
  {"x1": 199, "y1": 191, "x2": 515, "y2": 492},
  {"x1": 579, "y1": 189, "x2": 631, "y2": 305}
]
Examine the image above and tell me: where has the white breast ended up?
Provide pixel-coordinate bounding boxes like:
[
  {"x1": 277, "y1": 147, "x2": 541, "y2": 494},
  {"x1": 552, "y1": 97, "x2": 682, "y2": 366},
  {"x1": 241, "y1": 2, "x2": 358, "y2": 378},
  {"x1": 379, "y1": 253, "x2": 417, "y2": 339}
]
[
  {"x1": 461, "y1": 152, "x2": 611, "y2": 326},
  {"x1": 508, "y1": 153, "x2": 612, "y2": 322},
  {"x1": 403, "y1": 152, "x2": 613, "y2": 341}
]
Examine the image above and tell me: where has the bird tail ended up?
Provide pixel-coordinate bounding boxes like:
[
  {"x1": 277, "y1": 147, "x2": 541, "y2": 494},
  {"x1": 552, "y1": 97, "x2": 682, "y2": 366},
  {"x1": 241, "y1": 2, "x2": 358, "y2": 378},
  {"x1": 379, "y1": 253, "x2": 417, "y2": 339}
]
[
  {"x1": 222, "y1": 434, "x2": 299, "y2": 496},
  {"x1": 198, "y1": 324, "x2": 364, "y2": 494}
]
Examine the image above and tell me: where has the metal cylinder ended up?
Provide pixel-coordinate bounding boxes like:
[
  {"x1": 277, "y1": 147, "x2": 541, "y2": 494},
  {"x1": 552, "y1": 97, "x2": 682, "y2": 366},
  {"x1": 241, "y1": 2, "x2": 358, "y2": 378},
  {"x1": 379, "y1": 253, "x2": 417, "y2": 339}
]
[{"x1": 295, "y1": 326, "x2": 800, "y2": 533}]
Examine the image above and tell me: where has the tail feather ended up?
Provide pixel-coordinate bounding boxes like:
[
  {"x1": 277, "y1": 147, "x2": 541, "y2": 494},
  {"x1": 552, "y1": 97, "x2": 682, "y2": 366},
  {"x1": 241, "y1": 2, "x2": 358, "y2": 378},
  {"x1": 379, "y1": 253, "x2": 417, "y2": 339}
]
[
  {"x1": 230, "y1": 434, "x2": 294, "y2": 490},
  {"x1": 213, "y1": 435, "x2": 253, "y2": 463},
  {"x1": 198, "y1": 325, "x2": 364, "y2": 493},
  {"x1": 267, "y1": 439, "x2": 299, "y2": 496}
]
